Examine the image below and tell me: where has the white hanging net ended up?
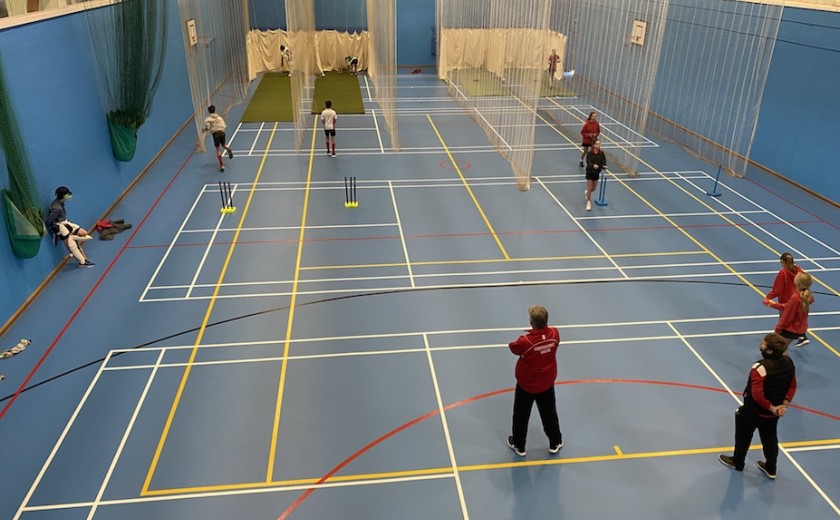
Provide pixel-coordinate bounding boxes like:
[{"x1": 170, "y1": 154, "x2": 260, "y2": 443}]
[{"x1": 178, "y1": 0, "x2": 250, "y2": 152}]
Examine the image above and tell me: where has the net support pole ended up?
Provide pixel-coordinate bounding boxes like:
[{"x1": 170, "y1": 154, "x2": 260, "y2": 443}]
[
  {"x1": 595, "y1": 174, "x2": 608, "y2": 207},
  {"x1": 706, "y1": 164, "x2": 723, "y2": 198}
]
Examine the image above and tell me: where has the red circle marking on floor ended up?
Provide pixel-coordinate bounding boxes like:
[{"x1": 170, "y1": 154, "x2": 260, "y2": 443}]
[
  {"x1": 439, "y1": 159, "x2": 472, "y2": 171},
  {"x1": 277, "y1": 378, "x2": 839, "y2": 519}
]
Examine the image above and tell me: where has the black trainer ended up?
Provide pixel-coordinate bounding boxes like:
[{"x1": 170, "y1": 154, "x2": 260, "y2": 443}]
[
  {"x1": 795, "y1": 336, "x2": 810, "y2": 347},
  {"x1": 756, "y1": 461, "x2": 776, "y2": 479},
  {"x1": 718, "y1": 454, "x2": 742, "y2": 471},
  {"x1": 549, "y1": 441, "x2": 564, "y2": 454},
  {"x1": 506, "y1": 436, "x2": 526, "y2": 457}
]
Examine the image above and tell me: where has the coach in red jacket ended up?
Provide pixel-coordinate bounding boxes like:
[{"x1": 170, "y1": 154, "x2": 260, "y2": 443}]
[{"x1": 506, "y1": 305, "x2": 563, "y2": 457}]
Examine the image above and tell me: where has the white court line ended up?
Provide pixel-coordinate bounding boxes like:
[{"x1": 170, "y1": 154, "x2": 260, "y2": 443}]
[
  {"x1": 685, "y1": 171, "x2": 840, "y2": 263},
  {"x1": 13, "y1": 352, "x2": 116, "y2": 520},
  {"x1": 561, "y1": 103, "x2": 657, "y2": 147},
  {"x1": 187, "y1": 173, "x2": 715, "y2": 194},
  {"x1": 536, "y1": 176, "x2": 628, "y2": 278},
  {"x1": 674, "y1": 171, "x2": 829, "y2": 268},
  {"x1": 563, "y1": 115, "x2": 834, "y2": 272},
  {"x1": 227, "y1": 122, "x2": 242, "y2": 147},
  {"x1": 668, "y1": 323, "x2": 741, "y2": 402},
  {"x1": 389, "y1": 180, "x2": 415, "y2": 287},
  {"x1": 152, "y1": 252, "x2": 787, "y2": 292},
  {"x1": 679, "y1": 172, "x2": 840, "y2": 302},
  {"x1": 93, "y1": 336, "x2": 724, "y2": 371},
  {"x1": 786, "y1": 444, "x2": 840, "y2": 453},
  {"x1": 779, "y1": 455, "x2": 840, "y2": 515},
  {"x1": 545, "y1": 100, "x2": 653, "y2": 148},
  {"x1": 141, "y1": 267, "x2": 833, "y2": 302},
  {"x1": 548, "y1": 103, "x2": 837, "y2": 288},
  {"x1": 245, "y1": 142, "x2": 659, "y2": 157},
  {"x1": 423, "y1": 333, "x2": 470, "y2": 520},
  {"x1": 185, "y1": 184, "x2": 238, "y2": 299},
  {"x1": 104, "y1": 329, "x2": 761, "y2": 372},
  {"x1": 85, "y1": 350, "x2": 165, "y2": 520},
  {"x1": 364, "y1": 74, "x2": 373, "y2": 101},
  {"x1": 571, "y1": 105, "x2": 655, "y2": 146},
  {"x1": 248, "y1": 122, "x2": 265, "y2": 156},
  {"x1": 235, "y1": 127, "x2": 377, "y2": 132},
  {"x1": 141, "y1": 258, "x2": 840, "y2": 300},
  {"x1": 505, "y1": 91, "x2": 576, "y2": 146},
  {"x1": 214, "y1": 171, "x2": 706, "y2": 188},
  {"x1": 103, "y1": 316, "x2": 840, "y2": 365},
  {"x1": 22, "y1": 474, "x2": 455, "y2": 513},
  {"x1": 140, "y1": 186, "x2": 208, "y2": 302},
  {"x1": 144, "y1": 252, "x2": 840, "y2": 294},
  {"x1": 669, "y1": 321, "x2": 840, "y2": 515},
  {"x1": 180, "y1": 222, "x2": 399, "y2": 233},
  {"x1": 537, "y1": 172, "x2": 711, "y2": 184},
  {"x1": 393, "y1": 96, "x2": 460, "y2": 101},
  {"x1": 448, "y1": 82, "x2": 512, "y2": 151},
  {"x1": 577, "y1": 210, "x2": 769, "y2": 221},
  {"x1": 396, "y1": 84, "x2": 451, "y2": 89},
  {"x1": 372, "y1": 109, "x2": 385, "y2": 153}
]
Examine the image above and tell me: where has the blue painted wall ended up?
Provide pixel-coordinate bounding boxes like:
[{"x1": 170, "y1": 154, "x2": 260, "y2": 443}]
[
  {"x1": 397, "y1": 0, "x2": 436, "y2": 66},
  {"x1": 248, "y1": 0, "x2": 286, "y2": 30},
  {"x1": 0, "y1": 2, "x2": 192, "y2": 325},
  {"x1": 249, "y1": 0, "x2": 367, "y2": 33},
  {"x1": 248, "y1": 0, "x2": 436, "y2": 66},
  {"x1": 752, "y1": 7, "x2": 840, "y2": 202}
]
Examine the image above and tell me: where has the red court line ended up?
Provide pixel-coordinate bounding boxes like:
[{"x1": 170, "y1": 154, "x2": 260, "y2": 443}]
[
  {"x1": 746, "y1": 175, "x2": 840, "y2": 233},
  {"x1": 0, "y1": 148, "x2": 196, "y2": 420},
  {"x1": 277, "y1": 378, "x2": 840, "y2": 519}
]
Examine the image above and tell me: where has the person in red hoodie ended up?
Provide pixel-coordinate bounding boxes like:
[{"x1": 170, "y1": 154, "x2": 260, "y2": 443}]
[
  {"x1": 506, "y1": 305, "x2": 563, "y2": 457},
  {"x1": 771, "y1": 271, "x2": 814, "y2": 349},
  {"x1": 579, "y1": 111, "x2": 600, "y2": 167},
  {"x1": 763, "y1": 252, "x2": 807, "y2": 346}
]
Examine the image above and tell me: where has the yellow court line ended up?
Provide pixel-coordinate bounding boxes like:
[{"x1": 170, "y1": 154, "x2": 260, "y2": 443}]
[
  {"x1": 141, "y1": 123, "x2": 281, "y2": 496},
  {"x1": 782, "y1": 437, "x2": 840, "y2": 448},
  {"x1": 809, "y1": 331, "x2": 840, "y2": 358},
  {"x1": 144, "y1": 467, "x2": 453, "y2": 496},
  {"x1": 301, "y1": 251, "x2": 707, "y2": 271},
  {"x1": 266, "y1": 115, "x2": 319, "y2": 482},
  {"x1": 529, "y1": 98, "x2": 840, "y2": 359},
  {"x1": 549, "y1": 100, "x2": 802, "y2": 288},
  {"x1": 144, "y1": 480, "x2": 276, "y2": 497},
  {"x1": 550, "y1": 98, "x2": 840, "y2": 359},
  {"x1": 302, "y1": 251, "x2": 703, "y2": 271},
  {"x1": 144, "y1": 437, "x2": 840, "y2": 496},
  {"x1": 549, "y1": 100, "x2": 770, "y2": 298},
  {"x1": 426, "y1": 114, "x2": 510, "y2": 260}
]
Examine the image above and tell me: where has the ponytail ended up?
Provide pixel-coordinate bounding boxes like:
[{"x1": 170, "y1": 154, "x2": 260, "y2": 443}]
[
  {"x1": 794, "y1": 271, "x2": 813, "y2": 313},
  {"x1": 801, "y1": 288, "x2": 812, "y2": 313}
]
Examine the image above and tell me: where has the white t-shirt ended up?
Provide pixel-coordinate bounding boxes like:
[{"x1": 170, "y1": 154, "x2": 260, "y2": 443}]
[
  {"x1": 204, "y1": 113, "x2": 226, "y2": 133},
  {"x1": 321, "y1": 108, "x2": 337, "y2": 130}
]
